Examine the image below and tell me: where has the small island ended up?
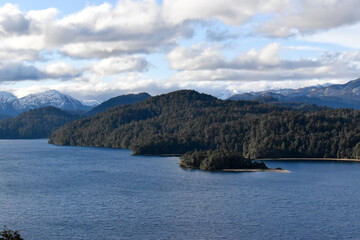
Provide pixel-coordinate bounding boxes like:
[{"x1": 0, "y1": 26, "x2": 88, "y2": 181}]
[{"x1": 179, "y1": 150, "x2": 289, "y2": 172}]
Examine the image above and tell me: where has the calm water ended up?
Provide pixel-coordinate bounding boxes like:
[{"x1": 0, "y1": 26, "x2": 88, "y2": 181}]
[{"x1": 1, "y1": 140, "x2": 360, "y2": 239}]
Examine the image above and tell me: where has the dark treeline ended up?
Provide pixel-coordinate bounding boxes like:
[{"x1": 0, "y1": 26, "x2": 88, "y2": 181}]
[
  {"x1": 0, "y1": 107, "x2": 79, "y2": 139},
  {"x1": 49, "y1": 90, "x2": 360, "y2": 159},
  {"x1": 180, "y1": 150, "x2": 268, "y2": 170}
]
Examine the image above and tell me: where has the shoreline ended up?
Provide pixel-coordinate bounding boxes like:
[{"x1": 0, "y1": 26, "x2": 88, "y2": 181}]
[
  {"x1": 258, "y1": 158, "x2": 360, "y2": 162},
  {"x1": 220, "y1": 168, "x2": 291, "y2": 173}
]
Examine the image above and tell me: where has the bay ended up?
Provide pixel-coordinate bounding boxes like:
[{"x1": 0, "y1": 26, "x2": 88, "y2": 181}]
[{"x1": 0, "y1": 139, "x2": 360, "y2": 239}]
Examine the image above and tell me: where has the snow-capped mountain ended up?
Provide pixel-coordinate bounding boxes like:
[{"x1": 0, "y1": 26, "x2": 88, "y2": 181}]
[
  {"x1": 15, "y1": 90, "x2": 92, "y2": 112},
  {"x1": 0, "y1": 91, "x2": 17, "y2": 102},
  {"x1": 228, "y1": 78, "x2": 360, "y2": 109},
  {"x1": 0, "y1": 91, "x2": 19, "y2": 116},
  {"x1": 0, "y1": 90, "x2": 95, "y2": 116},
  {"x1": 81, "y1": 99, "x2": 100, "y2": 107}
]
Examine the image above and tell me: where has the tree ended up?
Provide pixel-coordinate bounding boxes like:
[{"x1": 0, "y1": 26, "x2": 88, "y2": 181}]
[
  {"x1": 0, "y1": 226, "x2": 23, "y2": 240},
  {"x1": 352, "y1": 142, "x2": 360, "y2": 159}
]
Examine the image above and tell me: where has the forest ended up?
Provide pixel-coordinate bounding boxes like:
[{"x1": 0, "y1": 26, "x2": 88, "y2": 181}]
[
  {"x1": 49, "y1": 90, "x2": 360, "y2": 160},
  {"x1": 0, "y1": 107, "x2": 79, "y2": 139}
]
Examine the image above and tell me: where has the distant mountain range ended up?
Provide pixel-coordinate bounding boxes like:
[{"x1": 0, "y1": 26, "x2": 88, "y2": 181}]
[
  {"x1": 0, "y1": 90, "x2": 93, "y2": 116},
  {"x1": 228, "y1": 78, "x2": 360, "y2": 109},
  {"x1": 0, "y1": 90, "x2": 154, "y2": 118},
  {"x1": 0, "y1": 92, "x2": 152, "y2": 139}
]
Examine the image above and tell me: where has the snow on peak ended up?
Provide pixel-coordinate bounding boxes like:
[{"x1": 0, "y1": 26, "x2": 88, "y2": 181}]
[
  {"x1": 81, "y1": 99, "x2": 100, "y2": 107},
  {"x1": 0, "y1": 91, "x2": 17, "y2": 102},
  {"x1": 15, "y1": 90, "x2": 90, "y2": 112}
]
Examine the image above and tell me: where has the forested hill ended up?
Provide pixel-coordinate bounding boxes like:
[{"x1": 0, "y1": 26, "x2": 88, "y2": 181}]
[
  {"x1": 0, "y1": 107, "x2": 79, "y2": 139},
  {"x1": 49, "y1": 90, "x2": 360, "y2": 159},
  {"x1": 86, "y1": 92, "x2": 151, "y2": 116}
]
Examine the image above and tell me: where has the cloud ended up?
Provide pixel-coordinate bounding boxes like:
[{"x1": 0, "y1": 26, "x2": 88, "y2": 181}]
[
  {"x1": 162, "y1": 0, "x2": 360, "y2": 38},
  {"x1": 0, "y1": 4, "x2": 29, "y2": 35},
  {"x1": 10, "y1": 72, "x2": 167, "y2": 101},
  {"x1": 259, "y1": 0, "x2": 360, "y2": 37},
  {"x1": 167, "y1": 43, "x2": 360, "y2": 83},
  {"x1": 0, "y1": 5, "x2": 56, "y2": 61},
  {"x1": 0, "y1": 62, "x2": 47, "y2": 81},
  {"x1": 44, "y1": 62, "x2": 82, "y2": 79},
  {"x1": 168, "y1": 43, "x2": 316, "y2": 71},
  {"x1": 162, "y1": 0, "x2": 290, "y2": 25},
  {"x1": 92, "y1": 56, "x2": 149, "y2": 76},
  {"x1": 1, "y1": 0, "x2": 360, "y2": 101},
  {"x1": 0, "y1": 2, "x2": 192, "y2": 60},
  {"x1": 0, "y1": 61, "x2": 87, "y2": 82},
  {"x1": 48, "y1": 1, "x2": 192, "y2": 58}
]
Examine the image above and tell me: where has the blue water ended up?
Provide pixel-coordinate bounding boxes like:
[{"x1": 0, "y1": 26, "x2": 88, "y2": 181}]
[{"x1": 1, "y1": 140, "x2": 360, "y2": 239}]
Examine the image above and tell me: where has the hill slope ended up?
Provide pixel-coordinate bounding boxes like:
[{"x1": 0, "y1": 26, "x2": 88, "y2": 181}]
[
  {"x1": 50, "y1": 90, "x2": 360, "y2": 159},
  {"x1": 86, "y1": 92, "x2": 150, "y2": 116},
  {"x1": 0, "y1": 107, "x2": 79, "y2": 139}
]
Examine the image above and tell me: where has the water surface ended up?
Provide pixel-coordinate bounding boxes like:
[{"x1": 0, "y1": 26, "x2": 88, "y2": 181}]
[{"x1": 0, "y1": 140, "x2": 359, "y2": 239}]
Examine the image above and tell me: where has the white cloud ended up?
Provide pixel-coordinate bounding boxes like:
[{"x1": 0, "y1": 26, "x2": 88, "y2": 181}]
[
  {"x1": 10, "y1": 72, "x2": 166, "y2": 101},
  {"x1": 0, "y1": 2, "x2": 192, "y2": 61},
  {"x1": 0, "y1": 4, "x2": 29, "y2": 36},
  {"x1": 259, "y1": 0, "x2": 360, "y2": 37},
  {"x1": 47, "y1": 0, "x2": 191, "y2": 57},
  {"x1": 162, "y1": 0, "x2": 360, "y2": 39},
  {"x1": 1, "y1": 0, "x2": 360, "y2": 101},
  {"x1": 168, "y1": 43, "x2": 313, "y2": 71},
  {"x1": 162, "y1": 0, "x2": 289, "y2": 25},
  {"x1": 44, "y1": 62, "x2": 82, "y2": 78},
  {"x1": 167, "y1": 43, "x2": 360, "y2": 83},
  {"x1": 92, "y1": 56, "x2": 149, "y2": 75}
]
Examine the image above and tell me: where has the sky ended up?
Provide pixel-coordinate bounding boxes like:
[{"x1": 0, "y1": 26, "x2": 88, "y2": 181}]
[{"x1": 0, "y1": 0, "x2": 360, "y2": 102}]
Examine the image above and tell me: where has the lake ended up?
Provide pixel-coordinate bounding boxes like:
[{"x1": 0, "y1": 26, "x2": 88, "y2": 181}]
[{"x1": 1, "y1": 139, "x2": 360, "y2": 239}]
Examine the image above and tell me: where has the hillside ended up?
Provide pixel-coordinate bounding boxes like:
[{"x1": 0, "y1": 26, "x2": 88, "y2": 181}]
[
  {"x1": 0, "y1": 107, "x2": 79, "y2": 139},
  {"x1": 49, "y1": 90, "x2": 360, "y2": 159},
  {"x1": 87, "y1": 92, "x2": 150, "y2": 116}
]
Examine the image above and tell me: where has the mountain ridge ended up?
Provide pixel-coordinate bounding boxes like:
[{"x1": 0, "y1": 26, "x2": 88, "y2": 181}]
[
  {"x1": 229, "y1": 78, "x2": 360, "y2": 109},
  {"x1": 0, "y1": 90, "x2": 95, "y2": 116}
]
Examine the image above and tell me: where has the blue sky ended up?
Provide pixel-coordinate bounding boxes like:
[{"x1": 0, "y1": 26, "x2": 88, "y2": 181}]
[{"x1": 0, "y1": 0, "x2": 360, "y2": 101}]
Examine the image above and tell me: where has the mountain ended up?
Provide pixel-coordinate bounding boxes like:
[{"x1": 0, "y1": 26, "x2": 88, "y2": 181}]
[
  {"x1": 0, "y1": 91, "x2": 19, "y2": 116},
  {"x1": 286, "y1": 78, "x2": 360, "y2": 98},
  {"x1": 15, "y1": 90, "x2": 92, "y2": 112},
  {"x1": 228, "y1": 78, "x2": 360, "y2": 109},
  {"x1": 0, "y1": 106, "x2": 80, "y2": 139},
  {"x1": 0, "y1": 114, "x2": 11, "y2": 120},
  {"x1": 86, "y1": 92, "x2": 151, "y2": 116},
  {"x1": 50, "y1": 90, "x2": 360, "y2": 159},
  {"x1": 0, "y1": 90, "x2": 94, "y2": 116},
  {"x1": 81, "y1": 99, "x2": 100, "y2": 107}
]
